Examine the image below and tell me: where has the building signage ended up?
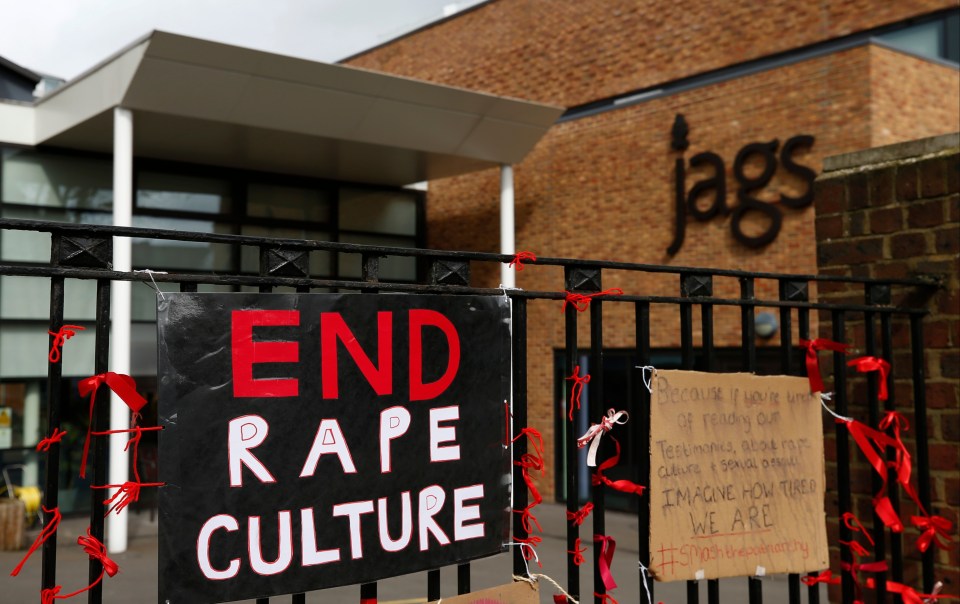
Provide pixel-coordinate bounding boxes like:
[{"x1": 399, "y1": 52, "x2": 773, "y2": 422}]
[
  {"x1": 648, "y1": 370, "x2": 829, "y2": 581},
  {"x1": 667, "y1": 114, "x2": 816, "y2": 255},
  {"x1": 158, "y1": 293, "x2": 511, "y2": 603}
]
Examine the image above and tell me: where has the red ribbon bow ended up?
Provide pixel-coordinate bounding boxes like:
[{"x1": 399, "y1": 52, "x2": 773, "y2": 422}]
[
  {"x1": 847, "y1": 356, "x2": 891, "y2": 401},
  {"x1": 799, "y1": 338, "x2": 849, "y2": 393},
  {"x1": 578, "y1": 409, "x2": 629, "y2": 467},
  {"x1": 801, "y1": 570, "x2": 840, "y2": 586},
  {"x1": 508, "y1": 251, "x2": 537, "y2": 270},
  {"x1": 36, "y1": 428, "x2": 68, "y2": 452},
  {"x1": 594, "y1": 534, "x2": 618, "y2": 591},
  {"x1": 568, "y1": 537, "x2": 587, "y2": 566},
  {"x1": 78, "y1": 529, "x2": 119, "y2": 577},
  {"x1": 565, "y1": 365, "x2": 591, "y2": 422},
  {"x1": 563, "y1": 288, "x2": 623, "y2": 312},
  {"x1": 911, "y1": 514, "x2": 953, "y2": 553},
  {"x1": 566, "y1": 502, "x2": 594, "y2": 526},
  {"x1": 48, "y1": 325, "x2": 85, "y2": 363},
  {"x1": 77, "y1": 373, "x2": 146, "y2": 477},
  {"x1": 592, "y1": 435, "x2": 646, "y2": 496}
]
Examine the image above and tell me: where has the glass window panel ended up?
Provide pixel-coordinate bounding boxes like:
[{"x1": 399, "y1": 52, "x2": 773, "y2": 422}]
[
  {"x1": 947, "y1": 13, "x2": 959, "y2": 63},
  {"x1": 338, "y1": 234, "x2": 417, "y2": 281},
  {"x1": 1, "y1": 276, "x2": 50, "y2": 319},
  {"x1": 1, "y1": 149, "x2": 112, "y2": 210},
  {"x1": 136, "y1": 171, "x2": 232, "y2": 214},
  {"x1": 247, "y1": 183, "x2": 331, "y2": 223},
  {"x1": 131, "y1": 216, "x2": 236, "y2": 272},
  {"x1": 339, "y1": 188, "x2": 418, "y2": 236},
  {"x1": 880, "y1": 21, "x2": 943, "y2": 59},
  {"x1": 240, "y1": 225, "x2": 331, "y2": 276},
  {"x1": 64, "y1": 279, "x2": 97, "y2": 321}
]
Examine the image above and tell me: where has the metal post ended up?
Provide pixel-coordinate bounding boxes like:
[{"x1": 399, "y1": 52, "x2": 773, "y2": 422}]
[
  {"x1": 108, "y1": 106, "x2": 133, "y2": 553},
  {"x1": 500, "y1": 164, "x2": 515, "y2": 288}
]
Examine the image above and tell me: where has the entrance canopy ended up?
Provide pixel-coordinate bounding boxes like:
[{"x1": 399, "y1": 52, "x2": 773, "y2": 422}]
[{"x1": 29, "y1": 31, "x2": 563, "y2": 185}]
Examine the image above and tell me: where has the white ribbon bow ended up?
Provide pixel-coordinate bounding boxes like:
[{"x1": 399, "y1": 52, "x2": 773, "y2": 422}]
[{"x1": 577, "y1": 408, "x2": 629, "y2": 467}]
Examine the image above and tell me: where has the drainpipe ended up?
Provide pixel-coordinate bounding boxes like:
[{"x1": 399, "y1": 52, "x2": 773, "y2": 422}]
[
  {"x1": 109, "y1": 107, "x2": 133, "y2": 553},
  {"x1": 500, "y1": 164, "x2": 515, "y2": 288}
]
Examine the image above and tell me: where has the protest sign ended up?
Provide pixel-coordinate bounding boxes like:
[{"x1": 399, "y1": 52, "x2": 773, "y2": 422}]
[
  {"x1": 648, "y1": 370, "x2": 829, "y2": 581},
  {"x1": 158, "y1": 294, "x2": 511, "y2": 603}
]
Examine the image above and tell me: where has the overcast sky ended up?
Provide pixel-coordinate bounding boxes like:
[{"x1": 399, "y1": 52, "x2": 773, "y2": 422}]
[{"x1": 0, "y1": 0, "x2": 483, "y2": 80}]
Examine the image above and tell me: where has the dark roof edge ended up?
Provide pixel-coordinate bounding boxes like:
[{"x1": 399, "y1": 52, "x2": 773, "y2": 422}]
[
  {"x1": 338, "y1": 0, "x2": 496, "y2": 63},
  {"x1": 0, "y1": 55, "x2": 42, "y2": 83}
]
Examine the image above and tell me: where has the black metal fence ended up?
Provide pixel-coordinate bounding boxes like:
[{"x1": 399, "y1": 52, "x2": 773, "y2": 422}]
[{"x1": 0, "y1": 216, "x2": 939, "y2": 604}]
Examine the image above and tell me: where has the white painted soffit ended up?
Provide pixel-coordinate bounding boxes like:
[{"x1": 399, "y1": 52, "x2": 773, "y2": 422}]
[{"x1": 32, "y1": 31, "x2": 563, "y2": 185}]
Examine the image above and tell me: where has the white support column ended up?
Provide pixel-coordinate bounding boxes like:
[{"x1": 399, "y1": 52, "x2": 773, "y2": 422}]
[
  {"x1": 500, "y1": 164, "x2": 515, "y2": 288},
  {"x1": 109, "y1": 107, "x2": 133, "y2": 553}
]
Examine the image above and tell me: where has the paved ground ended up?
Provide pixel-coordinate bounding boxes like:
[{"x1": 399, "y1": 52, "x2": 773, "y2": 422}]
[{"x1": 1, "y1": 503, "x2": 820, "y2": 603}]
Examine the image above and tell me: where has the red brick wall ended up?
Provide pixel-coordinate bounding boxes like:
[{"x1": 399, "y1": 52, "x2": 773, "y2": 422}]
[
  {"x1": 870, "y1": 46, "x2": 960, "y2": 147},
  {"x1": 347, "y1": 0, "x2": 960, "y2": 506},
  {"x1": 815, "y1": 134, "x2": 960, "y2": 595},
  {"x1": 423, "y1": 46, "x2": 896, "y2": 499},
  {"x1": 347, "y1": 0, "x2": 954, "y2": 108}
]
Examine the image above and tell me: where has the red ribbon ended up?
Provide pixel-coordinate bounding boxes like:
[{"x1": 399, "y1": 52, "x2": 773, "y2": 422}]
[
  {"x1": 91, "y1": 480, "x2": 164, "y2": 516},
  {"x1": 508, "y1": 251, "x2": 537, "y2": 271},
  {"x1": 512, "y1": 427, "x2": 545, "y2": 564},
  {"x1": 78, "y1": 529, "x2": 119, "y2": 577},
  {"x1": 842, "y1": 512, "x2": 875, "y2": 546},
  {"x1": 36, "y1": 428, "x2": 68, "y2": 452},
  {"x1": 911, "y1": 514, "x2": 953, "y2": 553},
  {"x1": 801, "y1": 570, "x2": 840, "y2": 586},
  {"x1": 565, "y1": 365, "x2": 590, "y2": 422},
  {"x1": 568, "y1": 537, "x2": 587, "y2": 566},
  {"x1": 843, "y1": 419, "x2": 906, "y2": 532},
  {"x1": 847, "y1": 356, "x2": 891, "y2": 401},
  {"x1": 11, "y1": 506, "x2": 61, "y2": 576},
  {"x1": 563, "y1": 288, "x2": 623, "y2": 312},
  {"x1": 39, "y1": 528, "x2": 118, "y2": 604},
  {"x1": 48, "y1": 325, "x2": 85, "y2": 363},
  {"x1": 594, "y1": 594, "x2": 619, "y2": 604},
  {"x1": 866, "y1": 579, "x2": 960, "y2": 604},
  {"x1": 566, "y1": 502, "x2": 594, "y2": 526},
  {"x1": 77, "y1": 373, "x2": 146, "y2": 478},
  {"x1": 799, "y1": 338, "x2": 849, "y2": 393},
  {"x1": 593, "y1": 534, "x2": 618, "y2": 591},
  {"x1": 591, "y1": 435, "x2": 645, "y2": 496}
]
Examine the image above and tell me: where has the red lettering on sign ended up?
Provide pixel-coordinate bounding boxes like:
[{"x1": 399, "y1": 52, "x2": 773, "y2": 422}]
[
  {"x1": 409, "y1": 310, "x2": 460, "y2": 401},
  {"x1": 232, "y1": 310, "x2": 300, "y2": 397},
  {"x1": 321, "y1": 312, "x2": 393, "y2": 398}
]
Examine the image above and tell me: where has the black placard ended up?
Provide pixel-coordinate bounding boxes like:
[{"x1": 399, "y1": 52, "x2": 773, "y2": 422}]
[{"x1": 158, "y1": 294, "x2": 511, "y2": 603}]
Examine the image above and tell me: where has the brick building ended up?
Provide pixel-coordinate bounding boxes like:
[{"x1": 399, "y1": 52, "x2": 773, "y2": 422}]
[{"x1": 347, "y1": 0, "x2": 959, "y2": 502}]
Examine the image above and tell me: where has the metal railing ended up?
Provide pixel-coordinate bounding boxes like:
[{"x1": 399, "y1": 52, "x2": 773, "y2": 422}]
[{"x1": 0, "y1": 216, "x2": 940, "y2": 604}]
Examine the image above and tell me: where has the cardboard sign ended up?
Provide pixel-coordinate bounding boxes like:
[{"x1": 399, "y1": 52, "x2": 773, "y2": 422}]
[
  {"x1": 430, "y1": 581, "x2": 539, "y2": 604},
  {"x1": 648, "y1": 370, "x2": 829, "y2": 581},
  {"x1": 157, "y1": 294, "x2": 511, "y2": 603}
]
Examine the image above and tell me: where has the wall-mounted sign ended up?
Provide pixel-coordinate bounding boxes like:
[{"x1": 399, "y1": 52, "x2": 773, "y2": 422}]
[
  {"x1": 158, "y1": 293, "x2": 511, "y2": 603},
  {"x1": 648, "y1": 370, "x2": 829, "y2": 581},
  {"x1": 666, "y1": 114, "x2": 816, "y2": 255}
]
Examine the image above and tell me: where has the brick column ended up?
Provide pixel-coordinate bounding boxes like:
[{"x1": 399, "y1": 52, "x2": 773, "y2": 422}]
[{"x1": 814, "y1": 133, "x2": 959, "y2": 597}]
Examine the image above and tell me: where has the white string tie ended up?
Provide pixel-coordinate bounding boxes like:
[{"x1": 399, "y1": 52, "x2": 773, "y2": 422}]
[
  {"x1": 819, "y1": 392, "x2": 853, "y2": 423},
  {"x1": 505, "y1": 541, "x2": 539, "y2": 578},
  {"x1": 639, "y1": 561, "x2": 654, "y2": 604},
  {"x1": 637, "y1": 365, "x2": 656, "y2": 393},
  {"x1": 134, "y1": 269, "x2": 169, "y2": 300}
]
